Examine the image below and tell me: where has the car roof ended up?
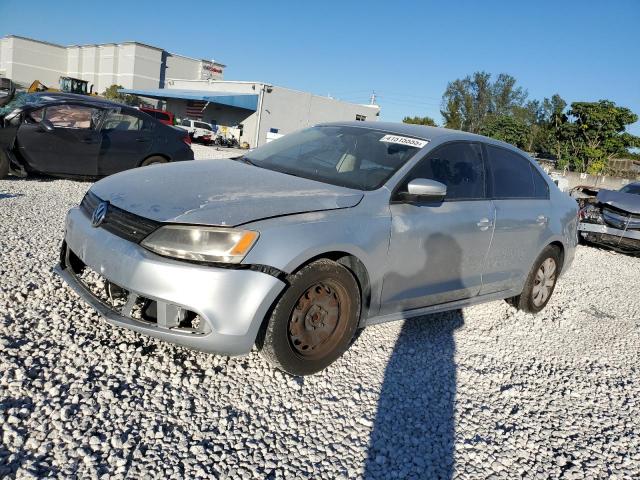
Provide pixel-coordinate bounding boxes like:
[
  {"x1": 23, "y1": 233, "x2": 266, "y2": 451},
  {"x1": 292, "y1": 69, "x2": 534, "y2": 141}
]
[
  {"x1": 317, "y1": 121, "x2": 522, "y2": 151},
  {"x1": 20, "y1": 92, "x2": 134, "y2": 110}
]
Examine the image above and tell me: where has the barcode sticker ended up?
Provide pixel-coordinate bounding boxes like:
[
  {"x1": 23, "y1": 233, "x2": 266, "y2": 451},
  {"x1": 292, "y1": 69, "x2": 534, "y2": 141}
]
[{"x1": 379, "y1": 135, "x2": 429, "y2": 148}]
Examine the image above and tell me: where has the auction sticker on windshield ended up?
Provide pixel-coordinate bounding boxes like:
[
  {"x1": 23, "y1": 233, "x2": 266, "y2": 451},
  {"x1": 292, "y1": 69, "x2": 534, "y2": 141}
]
[{"x1": 379, "y1": 135, "x2": 429, "y2": 148}]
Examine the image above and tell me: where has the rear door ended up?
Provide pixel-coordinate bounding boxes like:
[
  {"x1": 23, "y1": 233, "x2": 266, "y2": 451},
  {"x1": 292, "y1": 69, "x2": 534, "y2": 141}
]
[
  {"x1": 380, "y1": 141, "x2": 495, "y2": 314},
  {"x1": 98, "y1": 109, "x2": 155, "y2": 175},
  {"x1": 479, "y1": 144, "x2": 552, "y2": 294},
  {"x1": 16, "y1": 104, "x2": 103, "y2": 175}
]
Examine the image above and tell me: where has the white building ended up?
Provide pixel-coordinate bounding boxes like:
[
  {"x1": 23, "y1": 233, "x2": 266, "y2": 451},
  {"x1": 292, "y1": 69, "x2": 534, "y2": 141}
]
[
  {"x1": 0, "y1": 34, "x2": 380, "y2": 149},
  {"x1": 121, "y1": 80, "x2": 381, "y2": 148},
  {"x1": 0, "y1": 35, "x2": 225, "y2": 92}
]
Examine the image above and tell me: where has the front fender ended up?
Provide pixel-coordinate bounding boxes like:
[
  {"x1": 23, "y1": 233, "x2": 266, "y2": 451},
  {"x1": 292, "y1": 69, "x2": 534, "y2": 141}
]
[{"x1": 242, "y1": 202, "x2": 392, "y2": 315}]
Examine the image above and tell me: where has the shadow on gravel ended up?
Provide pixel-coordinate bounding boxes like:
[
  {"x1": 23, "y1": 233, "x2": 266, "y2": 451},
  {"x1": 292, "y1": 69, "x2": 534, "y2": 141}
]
[
  {"x1": 0, "y1": 192, "x2": 25, "y2": 199},
  {"x1": 1, "y1": 173, "x2": 92, "y2": 183},
  {"x1": 363, "y1": 310, "x2": 463, "y2": 479},
  {"x1": 365, "y1": 232, "x2": 465, "y2": 479}
]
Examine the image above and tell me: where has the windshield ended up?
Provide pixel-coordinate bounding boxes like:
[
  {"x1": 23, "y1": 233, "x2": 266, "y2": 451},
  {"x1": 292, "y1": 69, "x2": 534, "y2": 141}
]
[
  {"x1": 0, "y1": 92, "x2": 53, "y2": 116},
  {"x1": 244, "y1": 126, "x2": 424, "y2": 190},
  {"x1": 620, "y1": 183, "x2": 640, "y2": 196}
]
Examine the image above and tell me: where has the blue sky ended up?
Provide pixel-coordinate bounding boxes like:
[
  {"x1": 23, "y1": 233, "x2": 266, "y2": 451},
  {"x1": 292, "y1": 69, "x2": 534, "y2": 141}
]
[{"x1": 1, "y1": 0, "x2": 639, "y2": 134}]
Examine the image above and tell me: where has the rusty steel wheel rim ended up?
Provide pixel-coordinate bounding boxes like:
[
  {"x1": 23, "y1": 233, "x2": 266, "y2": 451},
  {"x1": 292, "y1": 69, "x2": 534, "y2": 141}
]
[{"x1": 288, "y1": 281, "x2": 348, "y2": 359}]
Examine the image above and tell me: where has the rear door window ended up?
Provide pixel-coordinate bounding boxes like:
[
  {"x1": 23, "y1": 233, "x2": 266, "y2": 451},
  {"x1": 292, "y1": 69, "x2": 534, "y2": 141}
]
[
  {"x1": 486, "y1": 145, "x2": 537, "y2": 199},
  {"x1": 400, "y1": 142, "x2": 486, "y2": 200},
  {"x1": 103, "y1": 111, "x2": 152, "y2": 131},
  {"x1": 531, "y1": 165, "x2": 550, "y2": 198}
]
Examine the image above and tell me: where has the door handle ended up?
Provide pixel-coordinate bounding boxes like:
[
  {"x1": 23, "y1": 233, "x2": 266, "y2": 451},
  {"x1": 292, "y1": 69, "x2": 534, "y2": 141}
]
[
  {"x1": 477, "y1": 218, "x2": 493, "y2": 231},
  {"x1": 82, "y1": 138, "x2": 98, "y2": 144},
  {"x1": 536, "y1": 215, "x2": 548, "y2": 225},
  {"x1": 136, "y1": 137, "x2": 150, "y2": 142}
]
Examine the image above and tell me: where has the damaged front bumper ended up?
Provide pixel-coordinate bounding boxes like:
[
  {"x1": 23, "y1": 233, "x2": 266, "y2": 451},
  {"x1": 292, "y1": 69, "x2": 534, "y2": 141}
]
[
  {"x1": 578, "y1": 222, "x2": 640, "y2": 254},
  {"x1": 55, "y1": 207, "x2": 287, "y2": 355}
]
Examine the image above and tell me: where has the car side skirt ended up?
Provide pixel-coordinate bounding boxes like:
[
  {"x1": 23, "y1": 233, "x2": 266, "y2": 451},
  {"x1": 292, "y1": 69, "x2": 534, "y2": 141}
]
[{"x1": 365, "y1": 288, "x2": 520, "y2": 327}]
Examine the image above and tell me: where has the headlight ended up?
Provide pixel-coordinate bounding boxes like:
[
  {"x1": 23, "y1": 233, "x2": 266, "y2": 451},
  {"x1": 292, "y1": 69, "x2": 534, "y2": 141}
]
[{"x1": 141, "y1": 225, "x2": 259, "y2": 263}]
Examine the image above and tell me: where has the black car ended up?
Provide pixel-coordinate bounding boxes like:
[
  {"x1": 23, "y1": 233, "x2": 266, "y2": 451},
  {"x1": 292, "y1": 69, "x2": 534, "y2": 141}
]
[{"x1": 0, "y1": 93, "x2": 194, "y2": 179}]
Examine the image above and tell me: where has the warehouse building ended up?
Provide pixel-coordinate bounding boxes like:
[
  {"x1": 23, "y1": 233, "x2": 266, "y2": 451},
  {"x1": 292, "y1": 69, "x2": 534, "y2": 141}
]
[
  {"x1": 0, "y1": 34, "x2": 380, "y2": 149},
  {"x1": 120, "y1": 80, "x2": 381, "y2": 148},
  {"x1": 0, "y1": 34, "x2": 225, "y2": 92}
]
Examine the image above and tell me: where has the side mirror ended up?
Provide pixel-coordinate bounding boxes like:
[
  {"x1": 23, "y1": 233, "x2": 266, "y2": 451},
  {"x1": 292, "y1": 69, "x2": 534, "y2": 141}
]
[
  {"x1": 403, "y1": 178, "x2": 447, "y2": 201},
  {"x1": 39, "y1": 119, "x2": 55, "y2": 133}
]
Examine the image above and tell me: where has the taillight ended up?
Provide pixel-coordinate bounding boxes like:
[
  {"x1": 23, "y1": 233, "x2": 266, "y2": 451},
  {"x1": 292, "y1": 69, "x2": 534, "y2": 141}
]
[{"x1": 182, "y1": 134, "x2": 192, "y2": 146}]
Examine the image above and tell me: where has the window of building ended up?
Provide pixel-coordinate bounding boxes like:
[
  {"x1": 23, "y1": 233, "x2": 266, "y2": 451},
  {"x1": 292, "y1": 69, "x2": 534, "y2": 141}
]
[{"x1": 355, "y1": 114, "x2": 366, "y2": 121}]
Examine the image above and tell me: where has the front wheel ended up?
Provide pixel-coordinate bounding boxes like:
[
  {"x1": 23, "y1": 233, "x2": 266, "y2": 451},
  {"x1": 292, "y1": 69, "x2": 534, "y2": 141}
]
[
  {"x1": 257, "y1": 259, "x2": 361, "y2": 376},
  {"x1": 507, "y1": 245, "x2": 562, "y2": 313}
]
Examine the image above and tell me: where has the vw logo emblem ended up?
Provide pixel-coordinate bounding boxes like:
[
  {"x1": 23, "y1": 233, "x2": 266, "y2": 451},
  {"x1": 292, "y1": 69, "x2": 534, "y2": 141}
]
[{"x1": 91, "y1": 201, "x2": 109, "y2": 227}]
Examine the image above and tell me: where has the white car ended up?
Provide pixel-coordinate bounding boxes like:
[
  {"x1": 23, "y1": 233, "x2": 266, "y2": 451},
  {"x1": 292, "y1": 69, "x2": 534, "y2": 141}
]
[{"x1": 176, "y1": 119, "x2": 214, "y2": 143}]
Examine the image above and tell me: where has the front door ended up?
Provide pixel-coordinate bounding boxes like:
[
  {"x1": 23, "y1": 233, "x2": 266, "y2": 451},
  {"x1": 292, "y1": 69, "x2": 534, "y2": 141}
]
[
  {"x1": 98, "y1": 109, "x2": 154, "y2": 175},
  {"x1": 479, "y1": 145, "x2": 553, "y2": 294},
  {"x1": 17, "y1": 104, "x2": 102, "y2": 176},
  {"x1": 380, "y1": 141, "x2": 494, "y2": 314}
]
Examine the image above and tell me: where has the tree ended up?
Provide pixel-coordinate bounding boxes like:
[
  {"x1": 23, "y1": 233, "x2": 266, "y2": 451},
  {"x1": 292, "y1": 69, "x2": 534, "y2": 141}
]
[
  {"x1": 544, "y1": 101, "x2": 640, "y2": 174},
  {"x1": 440, "y1": 71, "x2": 527, "y2": 133},
  {"x1": 102, "y1": 84, "x2": 143, "y2": 106},
  {"x1": 402, "y1": 115, "x2": 437, "y2": 127},
  {"x1": 479, "y1": 116, "x2": 530, "y2": 150}
]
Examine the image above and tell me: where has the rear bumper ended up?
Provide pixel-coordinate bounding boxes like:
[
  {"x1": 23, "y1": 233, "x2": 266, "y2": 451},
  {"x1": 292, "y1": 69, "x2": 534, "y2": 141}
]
[
  {"x1": 56, "y1": 207, "x2": 286, "y2": 355},
  {"x1": 578, "y1": 222, "x2": 640, "y2": 252}
]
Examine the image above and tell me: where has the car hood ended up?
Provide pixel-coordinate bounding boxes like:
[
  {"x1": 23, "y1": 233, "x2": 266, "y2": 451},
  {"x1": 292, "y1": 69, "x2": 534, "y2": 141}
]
[
  {"x1": 596, "y1": 189, "x2": 640, "y2": 215},
  {"x1": 90, "y1": 159, "x2": 364, "y2": 226}
]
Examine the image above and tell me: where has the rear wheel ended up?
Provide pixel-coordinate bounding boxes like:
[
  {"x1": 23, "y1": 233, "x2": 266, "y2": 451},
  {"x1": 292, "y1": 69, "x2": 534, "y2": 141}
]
[
  {"x1": 140, "y1": 156, "x2": 167, "y2": 167},
  {"x1": 257, "y1": 259, "x2": 361, "y2": 376},
  {"x1": 0, "y1": 150, "x2": 9, "y2": 179},
  {"x1": 507, "y1": 245, "x2": 562, "y2": 313}
]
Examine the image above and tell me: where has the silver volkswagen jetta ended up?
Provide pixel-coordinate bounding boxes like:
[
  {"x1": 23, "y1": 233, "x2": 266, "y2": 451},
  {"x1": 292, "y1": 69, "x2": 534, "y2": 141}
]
[{"x1": 56, "y1": 122, "x2": 578, "y2": 375}]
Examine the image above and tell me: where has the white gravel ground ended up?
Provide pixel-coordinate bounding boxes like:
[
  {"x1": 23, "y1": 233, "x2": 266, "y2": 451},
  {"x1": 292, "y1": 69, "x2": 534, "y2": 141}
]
[
  {"x1": 190, "y1": 144, "x2": 246, "y2": 161},
  {"x1": 1, "y1": 175, "x2": 639, "y2": 479}
]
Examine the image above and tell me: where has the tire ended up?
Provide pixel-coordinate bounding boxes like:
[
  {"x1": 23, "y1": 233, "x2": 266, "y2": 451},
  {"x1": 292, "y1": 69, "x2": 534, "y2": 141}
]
[
  {"x1": 257, "y1": 259, "x2": 361, "y2": 376},
  {"x1": 140, "y1": 156, "x2": 167, "y2": 167},
  {"x1": 0, "y1": 150, "x2": 9, "y2": 179},
  {"x1": 507, "y1": 245, "x2": 562, "y2": 314}
]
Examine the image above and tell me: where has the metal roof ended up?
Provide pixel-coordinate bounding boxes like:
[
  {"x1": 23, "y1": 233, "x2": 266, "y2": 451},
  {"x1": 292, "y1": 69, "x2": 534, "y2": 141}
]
[{"x1": 118, "y1": 88, "x2": 258, "y2": 111}]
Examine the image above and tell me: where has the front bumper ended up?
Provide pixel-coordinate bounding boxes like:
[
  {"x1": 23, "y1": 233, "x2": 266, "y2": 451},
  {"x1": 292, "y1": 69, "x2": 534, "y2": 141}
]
[
  {"x1": 56, "y1": 207, "x2": 286, "y2": 355},
  {"x1": 578, "y1": 221, "x2": 640, "y2": 253}
]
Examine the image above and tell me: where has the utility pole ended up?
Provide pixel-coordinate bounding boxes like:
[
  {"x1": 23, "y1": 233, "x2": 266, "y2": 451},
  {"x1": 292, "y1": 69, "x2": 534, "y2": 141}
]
[{"x1": 370, "y1": 91, "x2": 377, "y2": 105}]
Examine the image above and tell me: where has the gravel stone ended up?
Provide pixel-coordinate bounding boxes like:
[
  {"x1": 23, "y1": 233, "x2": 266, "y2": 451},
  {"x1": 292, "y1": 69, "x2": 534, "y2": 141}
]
[{"x1": 1, "y1": 172, "x2": 639, "y2": 479}]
